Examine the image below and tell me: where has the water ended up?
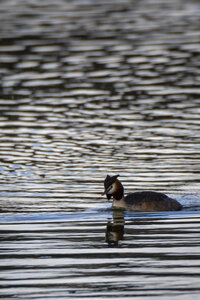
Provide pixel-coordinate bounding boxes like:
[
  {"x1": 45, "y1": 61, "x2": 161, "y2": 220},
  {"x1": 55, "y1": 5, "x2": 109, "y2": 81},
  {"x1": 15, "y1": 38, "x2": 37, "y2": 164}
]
[{"x1": 0, "y1": 0, "x2": 200, "y2": 299}]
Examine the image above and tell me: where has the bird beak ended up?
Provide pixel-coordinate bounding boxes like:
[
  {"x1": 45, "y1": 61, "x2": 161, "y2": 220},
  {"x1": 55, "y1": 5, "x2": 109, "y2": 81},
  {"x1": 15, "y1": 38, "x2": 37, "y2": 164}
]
[
  {"x1": 102, "y1": 187, "x2": 112, "y2": 200},
  {"x1": 102, "y1": 185, "x2": 112, "y2": 196},
  {"x1": 102, "y1": 189, "x2": 107, "y2": 196}
]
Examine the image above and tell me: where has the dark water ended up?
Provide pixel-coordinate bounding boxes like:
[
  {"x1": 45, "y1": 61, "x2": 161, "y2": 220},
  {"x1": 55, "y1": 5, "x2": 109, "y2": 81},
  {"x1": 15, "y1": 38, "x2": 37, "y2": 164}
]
[{"x1": 0, "y1": 0, "x2": 200, "y2": 299}]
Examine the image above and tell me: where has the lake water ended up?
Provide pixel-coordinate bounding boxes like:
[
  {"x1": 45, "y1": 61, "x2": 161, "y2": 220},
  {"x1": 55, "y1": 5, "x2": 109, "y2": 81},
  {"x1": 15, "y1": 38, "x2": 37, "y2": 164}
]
[{"x1": 0, "y1": 0, "x2": 200, "y2": 299}]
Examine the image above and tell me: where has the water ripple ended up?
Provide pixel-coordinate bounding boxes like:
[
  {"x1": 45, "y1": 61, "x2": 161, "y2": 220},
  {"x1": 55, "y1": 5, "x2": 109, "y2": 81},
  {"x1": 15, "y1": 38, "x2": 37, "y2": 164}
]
[{"x1": 0, "y1": 0, "x2": 200, "y2": 298}]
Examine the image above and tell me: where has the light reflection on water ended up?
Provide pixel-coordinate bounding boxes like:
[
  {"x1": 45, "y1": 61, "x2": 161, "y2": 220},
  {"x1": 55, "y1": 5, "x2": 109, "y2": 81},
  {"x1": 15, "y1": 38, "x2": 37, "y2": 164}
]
[
  {"x1": 0, "y1": 0, "x2": 200, "y2": 298},
  {"x1": 1, "y1": 209, "x2": 200, "y2": 299}
]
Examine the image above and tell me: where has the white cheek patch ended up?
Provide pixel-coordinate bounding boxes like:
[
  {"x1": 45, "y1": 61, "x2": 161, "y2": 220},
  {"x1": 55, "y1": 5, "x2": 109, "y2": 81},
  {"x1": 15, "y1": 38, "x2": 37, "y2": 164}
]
[{"x1": 107, "y1": 184, "x2": 115, "y2": 194}]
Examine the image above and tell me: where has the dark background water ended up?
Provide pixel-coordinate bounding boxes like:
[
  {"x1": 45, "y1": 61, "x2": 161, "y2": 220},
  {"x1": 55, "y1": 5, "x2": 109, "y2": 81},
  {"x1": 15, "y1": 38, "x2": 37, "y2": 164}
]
[{"x1": 0, "y1": 0, "x2": 200, "y2": 299}]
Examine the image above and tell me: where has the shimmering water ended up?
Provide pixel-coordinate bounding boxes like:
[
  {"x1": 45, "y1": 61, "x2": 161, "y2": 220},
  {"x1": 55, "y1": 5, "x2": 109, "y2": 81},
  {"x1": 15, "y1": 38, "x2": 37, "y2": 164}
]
[{"x1": 0, "y1": 0, "x2": 200, "y2": 299}]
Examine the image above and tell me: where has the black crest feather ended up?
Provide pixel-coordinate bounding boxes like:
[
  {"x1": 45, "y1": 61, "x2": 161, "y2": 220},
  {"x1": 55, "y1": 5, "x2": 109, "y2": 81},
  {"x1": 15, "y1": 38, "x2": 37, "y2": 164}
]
[{"x1": 104, "y1": 174, "x2": 120, "y2": 189}]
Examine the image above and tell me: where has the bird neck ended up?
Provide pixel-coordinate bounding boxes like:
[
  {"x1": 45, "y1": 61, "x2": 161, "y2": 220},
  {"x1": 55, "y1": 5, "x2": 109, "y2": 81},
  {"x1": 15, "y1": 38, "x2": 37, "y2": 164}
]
[{"x1": 113, "y1": 180, "x2": 124, "y2": 201}]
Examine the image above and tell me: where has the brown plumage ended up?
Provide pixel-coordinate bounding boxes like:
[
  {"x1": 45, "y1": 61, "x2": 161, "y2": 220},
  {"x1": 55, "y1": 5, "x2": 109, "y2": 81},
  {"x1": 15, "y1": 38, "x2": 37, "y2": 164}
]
[{"x1": 102, "y1": 175, "x2": 182, "y2": 211}]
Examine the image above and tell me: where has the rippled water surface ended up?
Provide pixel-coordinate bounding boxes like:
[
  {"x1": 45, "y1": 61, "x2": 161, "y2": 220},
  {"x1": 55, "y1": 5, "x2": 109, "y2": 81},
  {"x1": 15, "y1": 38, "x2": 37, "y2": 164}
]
[{"x1": 0, "y1": 0, "x2": 200, "y2": 299}]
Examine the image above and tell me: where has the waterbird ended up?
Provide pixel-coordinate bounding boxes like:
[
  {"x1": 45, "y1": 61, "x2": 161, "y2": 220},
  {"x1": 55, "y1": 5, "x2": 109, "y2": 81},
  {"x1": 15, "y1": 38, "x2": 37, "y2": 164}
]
[{"x1": 102, "y1": 175, "x2": 182, "y2": 211}]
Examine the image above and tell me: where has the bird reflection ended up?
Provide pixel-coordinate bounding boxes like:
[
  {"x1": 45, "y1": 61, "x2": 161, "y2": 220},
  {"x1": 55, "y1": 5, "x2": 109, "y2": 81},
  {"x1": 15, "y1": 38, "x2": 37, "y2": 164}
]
[{"x1": 105, "y1": 209, "x2": 125, "y2": 247}]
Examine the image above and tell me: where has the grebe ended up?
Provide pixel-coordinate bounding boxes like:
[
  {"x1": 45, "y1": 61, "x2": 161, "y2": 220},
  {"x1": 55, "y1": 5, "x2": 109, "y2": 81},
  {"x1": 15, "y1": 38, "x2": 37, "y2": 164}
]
[{"x1": 102, "y1": 175, "x2": 182, "y2": 211}]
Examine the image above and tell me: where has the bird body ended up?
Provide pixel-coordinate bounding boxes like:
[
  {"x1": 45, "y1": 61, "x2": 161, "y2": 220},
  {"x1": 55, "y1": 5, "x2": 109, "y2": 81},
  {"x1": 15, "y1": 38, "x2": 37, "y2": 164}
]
[{"x1": 102, "y1": 175, "x2": 182, "y2": 211}]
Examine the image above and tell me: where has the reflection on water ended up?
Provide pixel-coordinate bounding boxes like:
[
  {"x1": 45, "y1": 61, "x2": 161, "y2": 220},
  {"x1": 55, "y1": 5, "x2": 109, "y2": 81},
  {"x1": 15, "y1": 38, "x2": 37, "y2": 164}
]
[
  {"x1": 0, "y1": 0, "x2": 200, "y2": 298},
  {"x1": 1, "y1": 209, "x2": 200, "y2": 299},
  {"x1": 106, "y1": 210, "x2": 125, "y2": 247}
]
